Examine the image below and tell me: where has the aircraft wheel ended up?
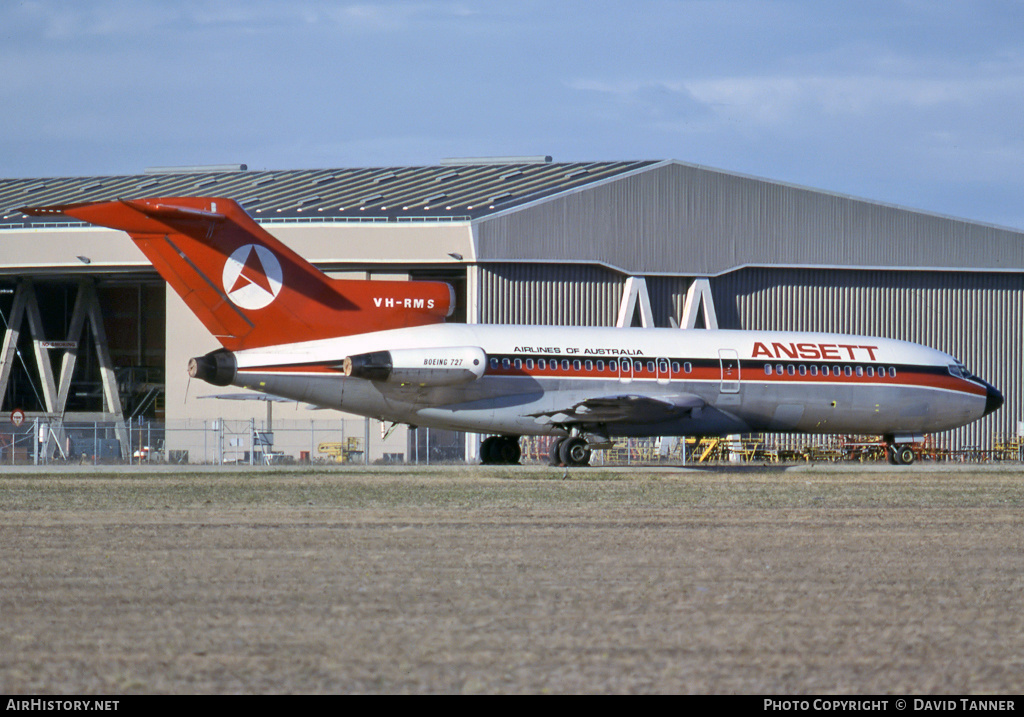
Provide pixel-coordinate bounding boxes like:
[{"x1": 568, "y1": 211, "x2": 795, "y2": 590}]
[
  {"x1": 480, "y1": 436, "x2": 500, "y2": 465},
  {"x1": 495, "y1": 436, "x2": 521, "y2": 464},
  {"x1": 895, "y1": 445, "x2": 916, "y2": 465},
  {"x1": 548, "y1": 438, "x2": 566, "y2": 466},
  {"x1": 559, "y1": 437, "x2": 591, "y2": 467},
  {"x1": 886, "y1": 445, "x2": 899, "y2": 465},
  {"x1": 481, "y1": 436, "x2": 521, "y2": 465}
]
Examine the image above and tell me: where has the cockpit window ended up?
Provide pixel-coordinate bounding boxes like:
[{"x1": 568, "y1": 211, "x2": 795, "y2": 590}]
[{"x1": 948, "y1": 363, "x2": 971, "y2": 379}]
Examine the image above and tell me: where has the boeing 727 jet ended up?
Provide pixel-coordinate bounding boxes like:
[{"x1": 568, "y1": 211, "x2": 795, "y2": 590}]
[{"x1": 22, "y1": 197, "x2": 1003, "y2": 466}]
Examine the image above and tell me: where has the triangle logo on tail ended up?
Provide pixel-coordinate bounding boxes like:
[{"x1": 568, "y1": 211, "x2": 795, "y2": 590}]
[{"x1": 222, "y1": 244, "x2": 283, "y2": 310}]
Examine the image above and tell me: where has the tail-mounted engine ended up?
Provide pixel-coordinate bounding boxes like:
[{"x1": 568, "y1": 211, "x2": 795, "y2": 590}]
[{"x1": 188, "y1": 348, "x2": 237, "y2": 387}]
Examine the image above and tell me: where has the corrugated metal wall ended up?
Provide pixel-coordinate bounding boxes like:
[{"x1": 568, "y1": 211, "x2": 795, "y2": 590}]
[
  {"x1": 478, "y1": 265, "x2": 699, "y2": 328},
  {"x1": 477, "y1": 264, "x2": 626, "y2": 326},
  {"x1": 715, "y1": 267, "x2": 1023, "y2": 450},
  {"x1": 474, "y1": 162, "x2": 1024, "y2": 276},
  {"x1": 477, "y1": 263, "x2": 1021, "y2": 451}
]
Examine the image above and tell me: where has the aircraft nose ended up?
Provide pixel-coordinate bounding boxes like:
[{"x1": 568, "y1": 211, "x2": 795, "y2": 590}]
[{"x1": 983, "y1": 381, "x2": 1004, "y2": 417}]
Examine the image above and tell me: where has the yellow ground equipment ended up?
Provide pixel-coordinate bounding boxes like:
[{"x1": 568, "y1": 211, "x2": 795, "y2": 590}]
[{"x1": 318, "y1": 437, "x2": 364, "y2": 463}]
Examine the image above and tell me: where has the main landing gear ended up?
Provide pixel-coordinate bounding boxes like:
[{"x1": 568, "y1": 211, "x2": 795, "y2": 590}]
[
  {"x1": 887, "y1": 444, "x2": 917, "y2": 466},
  {"x1": 480, "y1": 435, "x2": 522, "y2": 465},
  {"x1": 548, "y1": 437, "x2": 592, "y2": 467},
  {"x1": 480, "y1": 435, "x2": 594, "y2": 467}
]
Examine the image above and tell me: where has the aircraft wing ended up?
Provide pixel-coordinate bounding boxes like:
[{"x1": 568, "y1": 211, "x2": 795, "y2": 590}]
[
  {"x1": 199, "y1": 392, "x2": 295, "y2": 402},
  {"x1": 528, "y1": 393, "x2": 705, "y2": 425}
]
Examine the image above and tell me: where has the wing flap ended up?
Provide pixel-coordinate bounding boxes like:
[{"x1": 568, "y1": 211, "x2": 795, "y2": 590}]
[{"x1": 529, "y1": 393, "x2": 705, "y2": 425}]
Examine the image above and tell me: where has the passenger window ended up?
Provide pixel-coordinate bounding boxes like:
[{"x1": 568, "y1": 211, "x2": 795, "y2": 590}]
[
  {"x1": 490, "y1": 358, "x2": 499, "y2": 369},
  {"x1": 844, "y1": 366, "x2": 853, "y2": 377},
  {"x1": 525, "y1": 358, "x2": 534, "y2": 370},
  {"x1": 538, "y1": 358, "x2": 546, "y2": 370},
  {"x1": 889, "y1": 367, "x2": 897, "y2": 378},
  {"x1": 585, "y1": 360, "x2": 593, "y2": 371},
  {"x1": 764, "y1": 364, "x2": 773, "y2": 376},
  {"x1": 573, "y1": 360, "x2": 581, "y2": 371},
  {"x1": 799, "y1": 365, "x2": 807, "y2": 376},
  {"x1": 501, "y1": 358, "x2": 510, "y2": 369},
  {"x1": 856, "y1": 366, "x2": 863, "y2": 377},
  {"x1": 597, "y1": 360, "x2": 605, "y2": 371},
  {"x1": 809, "y1": 365, "x2": 818, "y2": 376},
  {"x1": 683, "y1": 362, "x2": 692, "y2": 373},
  {"x1": 513, "y1": 358, "x2": 522, "y2": 369},
  {"x1": 672, "y1": 361, "x2": 681, "y2": 373},
  {"x1": 561, "y1": 359, "x2": 570, "y2": 371}
]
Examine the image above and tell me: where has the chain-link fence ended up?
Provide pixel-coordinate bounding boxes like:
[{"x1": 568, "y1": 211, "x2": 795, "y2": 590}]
[
  {"x1": 2, "y1": 418, "x2": 1021, "y2": 466},
  {"x1": 0, "y1": 417, "x2": 470, "y2": 466}
]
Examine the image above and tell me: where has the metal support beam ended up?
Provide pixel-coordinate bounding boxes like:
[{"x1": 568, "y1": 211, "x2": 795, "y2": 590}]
[
  {"x1": 0, "y1": 283, "x2": 29, "y2": 408},
  {"x1": 616, "y1": 276, "x2": 655, "y2": 328},
  {"x1": 0, "y1": 280, "x2": 59, "y2": 413},
  {"x1": 680, "y1": 277, "x2": 718, "y2": 330},
  {"x1": 1, "y1": 279, "x2": 129, "y2": 459},
  {"x1": 54, "y1": 282, "x2": 90, "y2": 416}
]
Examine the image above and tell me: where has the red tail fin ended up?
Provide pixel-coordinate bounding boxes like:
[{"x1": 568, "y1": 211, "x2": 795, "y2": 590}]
[{"x1": 22, "y1": 198, "x2": 454, "y2": 351}]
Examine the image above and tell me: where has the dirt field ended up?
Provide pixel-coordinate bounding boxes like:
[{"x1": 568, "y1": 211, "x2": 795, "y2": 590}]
[{"x1": 1, "y1": 464, "x2": 1022, "y2": 694}]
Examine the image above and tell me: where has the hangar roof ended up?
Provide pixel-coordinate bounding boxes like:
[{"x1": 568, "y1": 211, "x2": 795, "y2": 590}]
[
  {"x1": 4, "y1": 158, "x2": 1021, "y2": 275},
  {"x1": 0, "y1": 160, "x2": 657, "y2": 228}
]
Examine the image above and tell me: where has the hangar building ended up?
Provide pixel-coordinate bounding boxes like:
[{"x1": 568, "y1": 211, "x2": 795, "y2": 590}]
[{"x1": 1, "y1": 158, "x2": 1020, "y2": 462}]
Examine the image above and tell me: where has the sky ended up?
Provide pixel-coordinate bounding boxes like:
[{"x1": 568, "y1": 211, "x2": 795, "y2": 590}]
[{"x1": 3, "y1": 0, "x2": 1024, "y2": 228}]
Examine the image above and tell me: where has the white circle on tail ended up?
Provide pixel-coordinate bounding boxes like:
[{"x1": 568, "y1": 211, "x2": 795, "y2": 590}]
[{"x1": 222, "y1": 244, "x2": 283, "y2": 310}]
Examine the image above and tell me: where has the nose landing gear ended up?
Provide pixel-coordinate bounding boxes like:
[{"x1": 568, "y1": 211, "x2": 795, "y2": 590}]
[{"x1": 887, "y1": 443, "x2": 917, "y2": 465}]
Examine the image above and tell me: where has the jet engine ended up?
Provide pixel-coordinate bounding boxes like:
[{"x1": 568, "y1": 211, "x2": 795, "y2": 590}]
[
  {"x1": 343, "y1": 346, "x2": 487, "y2": 386},
  {"x1": 188, "y1": 348, "x2": 237, "y2": 387}
]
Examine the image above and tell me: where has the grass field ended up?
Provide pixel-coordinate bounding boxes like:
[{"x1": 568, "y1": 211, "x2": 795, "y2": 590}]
[{"x1": 1, "y1": 465, "x2": 1022, "y2": 694}]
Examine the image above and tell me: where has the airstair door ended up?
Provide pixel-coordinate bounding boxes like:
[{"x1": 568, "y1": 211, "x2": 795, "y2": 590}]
[{"x1": 719, "y1": 349, "x2": 740, "y2": 393}]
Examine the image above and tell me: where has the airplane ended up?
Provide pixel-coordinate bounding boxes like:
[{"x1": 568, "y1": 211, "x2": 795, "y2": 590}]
[{"x1": 21, "y1": 197, "x2": 1003, "y2": 466}]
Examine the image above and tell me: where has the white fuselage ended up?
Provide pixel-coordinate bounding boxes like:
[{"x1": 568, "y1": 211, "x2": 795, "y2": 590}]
[{"x1": 224, "y1": 323, "x2": 997, "y2": 441}]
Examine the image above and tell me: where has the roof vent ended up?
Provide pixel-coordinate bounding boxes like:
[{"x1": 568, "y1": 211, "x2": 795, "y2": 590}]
[
  {"x1": 439, "y1": 156, "x2": 552, "y2": 166},
  {"x1": 145, "y1": 164, "x2": 247, "y2": 174}
]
